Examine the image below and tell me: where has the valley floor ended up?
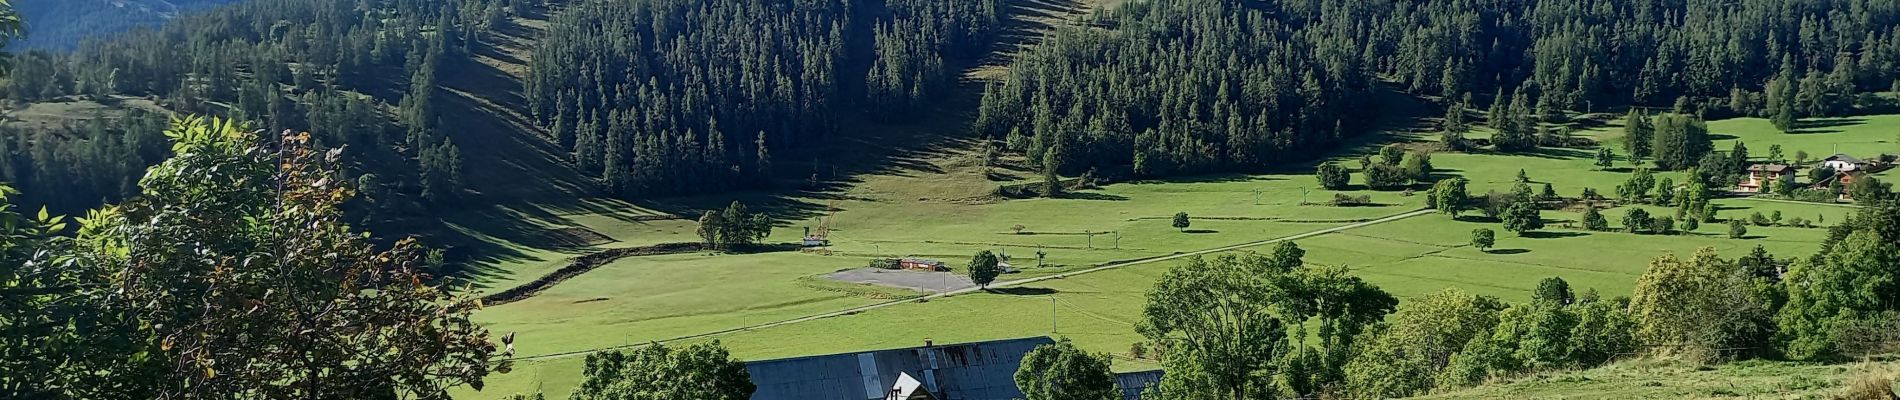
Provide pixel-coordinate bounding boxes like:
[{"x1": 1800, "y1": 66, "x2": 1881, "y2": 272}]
[
  {"x1": 425, "y1": 2, "x2": 1900, "y2": 399},
  {"x1": 457, "y1": 114, "x2": 1900, "y2": 398}
]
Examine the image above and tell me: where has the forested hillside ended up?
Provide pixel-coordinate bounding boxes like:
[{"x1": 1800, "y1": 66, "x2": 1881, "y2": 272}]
[
  {"x1": 976, "y1": 0, "x2": 1377, "y2": 177},
  {"x1": 982, "y1": 0, "x2": 1900, "y2": 180},
  {"x1": 1, "y1": 0, "x2": 536, "y2": 217},
  {"x1": 10, "y1": 0, "x2": 240, "y2": 50},
  {"x1": 526, "y1": 0, "x2": 1004, "y2": 198},
  {"x1": 9, "y1": 0, "x2": 1899, "y2": 212}
]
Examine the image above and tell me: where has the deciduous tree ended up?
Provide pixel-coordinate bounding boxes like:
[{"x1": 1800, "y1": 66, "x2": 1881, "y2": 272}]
[
  {"x1": 571, "y1": 342, "x2": 752, "y2": 400},
  {"x1": 968, "y1": 250, "x2": 1002, "y2": 289},
  {"x1": 1471, "y1": 228, "x2": 1496, "y2": 252},
  {"x1": 1015, "y1": 338, "x2": 1120, "y2": 400}
]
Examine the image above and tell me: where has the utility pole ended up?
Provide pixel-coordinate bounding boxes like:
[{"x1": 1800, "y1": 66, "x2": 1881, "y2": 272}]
[{"x1": 1050, "y1": 296, "x2": 1058, "y2": 333}]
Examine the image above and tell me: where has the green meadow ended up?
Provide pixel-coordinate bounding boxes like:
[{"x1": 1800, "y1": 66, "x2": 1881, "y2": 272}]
[{"x1": 457, "y1": 115, "x2": 1900, "y2": 398}]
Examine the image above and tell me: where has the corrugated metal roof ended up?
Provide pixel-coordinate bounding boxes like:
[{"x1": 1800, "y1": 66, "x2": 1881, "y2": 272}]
[
  {"x1": 1114, "y1": 370, "x2": 1165, "y2": 400},
  {"x1": 746, "y1": 337, "x2": 1056, "y2": 400}
]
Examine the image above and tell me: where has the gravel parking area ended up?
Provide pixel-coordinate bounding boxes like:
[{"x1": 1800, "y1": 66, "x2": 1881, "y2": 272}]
[{"x1": 825, "y1": 268, "x2": 976, "y2": 293}]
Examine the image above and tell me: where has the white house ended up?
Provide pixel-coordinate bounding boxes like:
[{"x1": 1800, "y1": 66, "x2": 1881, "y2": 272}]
[{"x1": 1822, "y1": 153, "x2": 1868, "y2": 173}]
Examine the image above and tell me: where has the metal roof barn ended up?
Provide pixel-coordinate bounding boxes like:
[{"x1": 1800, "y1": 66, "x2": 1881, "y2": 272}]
[{"x1": 744, "y1": 337, "x2": 1055, "y2": 400}]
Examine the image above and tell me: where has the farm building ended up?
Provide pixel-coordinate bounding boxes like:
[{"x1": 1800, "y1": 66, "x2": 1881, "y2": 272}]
[
  {"x1": 1811, "y1": 154, "x2": 1894, "y2": 199},
  {"x1": 743, "y1": 336, "x2": 1161, "y2": 400},
  {"x1": 1738, "y1": 164, "x2": 1794, "y2": 193},
  {"x1": 899, "y1": 258, "x2": 948, "y2": 271},
  {"x1": 1822, "y1": 153, "x2": 1869, "y2": 172}
]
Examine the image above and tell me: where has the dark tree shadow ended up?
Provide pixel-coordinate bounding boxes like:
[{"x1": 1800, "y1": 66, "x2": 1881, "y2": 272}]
[
  {"x1": 1058, "y1": 191, "x2": 1131, "y2": 201},
  {"x1": 1789, "y1": 118, "x2": 1869, "y2": 134},
  {"x1": 1182, "y1": 229, "x2": 1220, "y2": 234},
  {"x1": 989, "y1": 287, "x2": 1059, "y2": 296},
  {"x1": 1485, "y1": 248, "x2": 1531, "y2": 255},
  {"x1": 1521, "y1": 231, "x2": 1589, "y2": 239}
]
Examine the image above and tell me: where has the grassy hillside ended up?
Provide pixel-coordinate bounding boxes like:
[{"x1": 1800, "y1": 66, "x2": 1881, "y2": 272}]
[{"x1": 1415, "y1": 358, "x2": 1900, "y2": 399}]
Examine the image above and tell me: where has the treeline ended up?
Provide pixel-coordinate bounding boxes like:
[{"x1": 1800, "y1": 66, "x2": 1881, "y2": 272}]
[
  {"x1": 525, "y1": 0, "x2": 1004, "y2": 198},
  {"x1": 1380, "y1": 0, "x2": 1900, "y2": 116},
  {"x1": 982, "y1": 0, "x2": 1900, "y2": 181},
  {"x1": 975, "y1": 0, "x2": 1377, "y2": 177},
  {"x1": 1, "y1": 0, "x2": 537, "y2": 214}
]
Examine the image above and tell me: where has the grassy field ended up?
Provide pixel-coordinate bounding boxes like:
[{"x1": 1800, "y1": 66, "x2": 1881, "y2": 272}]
[
  {"x1": 1415, "y1": 358, "x2": 1900, "y2": 399},
  {"x1": 438, "y1": 0, "x2": 1900, "y2": 397},
  {"x1": 458, "y1": 115, "x2": 1900, "y2": 399}
]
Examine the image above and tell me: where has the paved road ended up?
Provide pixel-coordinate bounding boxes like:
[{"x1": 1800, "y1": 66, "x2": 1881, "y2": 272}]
[
  {"x1": 828, "y1": 268, "x2": 977, "y2": 293},
  {"x1": 511, "y1": 208, "x2": 1436, "y2": 362}
]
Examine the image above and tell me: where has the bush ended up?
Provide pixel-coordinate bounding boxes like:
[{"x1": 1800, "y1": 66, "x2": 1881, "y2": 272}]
[
  {"x1": 1317, "y1": 162, "x2": 1352, "y2": 189},
  {"x1": 1365, "y1": 164, "x2": 1413, "y2": 190},
  {"x1": 1502, "y1": 203, "x2": 1544, "y2": 235},
  {"x1": 1653, "y1": 216, "x2": 1676, "y2": 235},
  {"x1": 1789, "y1": 188, "x2": 1838, "y2": 203},
  {"x1": 1333, "y1": 193, "x2": 1375, "y2": 207},
  {"x1": 1582, "y1": 207, "x2": 1610, "y2": 231},
  {"x1": 1624, "y1": 208, "x2": 1653, "y2": 234},
  {"x1": 1786, "y1": 217, "x2": 1811, "y2": 228},
  {"x1": 1581, "y1": 187, "x2": 1603, "y2": 201},
  {"x1": 869, "y1": 258, "x2": 900, "y2": 270}
]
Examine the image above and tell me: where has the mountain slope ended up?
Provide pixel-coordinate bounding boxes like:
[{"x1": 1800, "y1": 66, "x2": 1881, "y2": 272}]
[{"x1": 13, "y1": 0, "x2": 240, "y2": 51}]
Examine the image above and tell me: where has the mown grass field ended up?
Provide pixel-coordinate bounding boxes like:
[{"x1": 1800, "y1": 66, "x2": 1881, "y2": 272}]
[{"x1": 458, "y1": 115, "x2": 1900, "y2": 398}]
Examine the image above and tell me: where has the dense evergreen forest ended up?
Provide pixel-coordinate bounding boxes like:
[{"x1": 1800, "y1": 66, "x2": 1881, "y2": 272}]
[
  {"x1": 976, "y1": 0, "x2": 1376, "y2": 177},
  {"x1": 0, "y1": 0, "x2": 539, "y2": 215},
  {"x1": 526, "y1": 0, "x2": 1004, "y2": 198},
  {"x1": 1372, "y1": 0, "x2": 1900, "y2": 116},
  {"x1": 5, "y1": 0, "x2": 1900, "y2": 207},
  {"x1": 982, "y1": 0, "x2": 1900, "y2": 179}
]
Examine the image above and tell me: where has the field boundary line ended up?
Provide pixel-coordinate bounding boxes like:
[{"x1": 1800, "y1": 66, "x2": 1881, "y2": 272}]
[
  {"x1": 1733, "y1": 196, "x2": 1865, "y2": 209},
  {"x1": 508, "y1": 208, "x2": 1434, "y2": 362}
]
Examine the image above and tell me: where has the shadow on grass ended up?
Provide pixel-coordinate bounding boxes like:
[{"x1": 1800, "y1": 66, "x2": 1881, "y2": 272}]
[
  {"x1": 1181, "y1": 229, "x2": 1220, "y2": 234},
  {"x1": 1127, "y1": 173, "x2": 1285, "y2": 185},
  {"x1": 989, "y1": 287, "x2": 1059, "y2": 296},
  {"x1": 1059, "y1": 191, "x2": 1131, "y2": 201},
  {"x1": 1788, "y1": 118, "x2": 1869, "y2": 134},
  {"x1": 1485, "y1": 249, "x2": 1531, "y2": 255},
  {"x1": 1521, "y1": 231, "x2": 1589, "y2": 239}
]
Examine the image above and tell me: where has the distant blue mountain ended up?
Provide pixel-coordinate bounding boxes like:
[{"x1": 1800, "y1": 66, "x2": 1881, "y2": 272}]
[{"x1": 13, "y1": 0, "x2": 242, "y2": 51}]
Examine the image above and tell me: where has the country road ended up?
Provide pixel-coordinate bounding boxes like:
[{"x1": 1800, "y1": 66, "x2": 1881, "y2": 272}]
[{"x1": 509, "y1": 207, "x2": 1436, "y2": 362}]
